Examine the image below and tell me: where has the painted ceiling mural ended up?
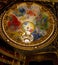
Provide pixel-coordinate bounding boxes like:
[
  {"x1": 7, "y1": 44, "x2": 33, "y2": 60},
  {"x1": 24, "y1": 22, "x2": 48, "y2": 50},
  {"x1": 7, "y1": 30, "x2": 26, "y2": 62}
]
[{"x1": 0, "y1": 2, "x2": 57, "y2": 50}]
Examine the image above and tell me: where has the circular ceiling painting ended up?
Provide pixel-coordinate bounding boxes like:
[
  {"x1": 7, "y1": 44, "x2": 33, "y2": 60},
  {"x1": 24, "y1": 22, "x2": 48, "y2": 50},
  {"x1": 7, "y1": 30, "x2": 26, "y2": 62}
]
[{"x1": 0, "y1": 2, "x2": 57, "y2": 50}]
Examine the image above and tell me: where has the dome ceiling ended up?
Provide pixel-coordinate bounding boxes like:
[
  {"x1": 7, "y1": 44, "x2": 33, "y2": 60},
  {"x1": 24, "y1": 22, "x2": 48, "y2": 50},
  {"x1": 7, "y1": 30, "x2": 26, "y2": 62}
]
[{"x1": 0, "y1": 2, "x2": 57, "y2": 51}]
